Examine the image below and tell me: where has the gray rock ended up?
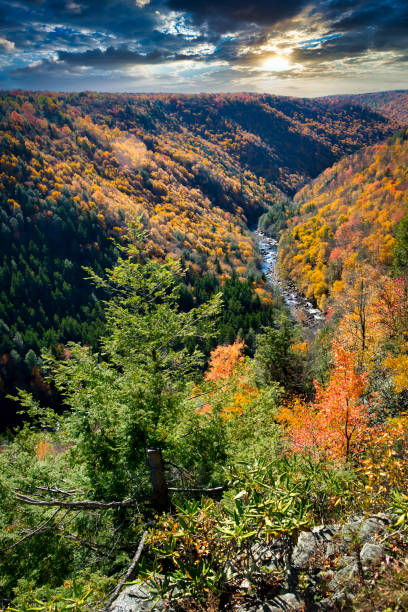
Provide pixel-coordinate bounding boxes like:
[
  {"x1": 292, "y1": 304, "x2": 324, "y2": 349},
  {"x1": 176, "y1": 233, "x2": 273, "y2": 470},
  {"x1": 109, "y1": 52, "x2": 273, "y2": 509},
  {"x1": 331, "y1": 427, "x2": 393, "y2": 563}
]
[
  {"x1": 266, "y1": 593, "x2": 305, "y2": 611},
  {"x1": 325, "y1": 537, "x2": 343, "y2": 557},
  {"x1": 322, "y1": 515, "x2": 389, "y2": 556},
  {"x1": 341, "y1": 515, "x2": 387, "y2": 544},
  {"x1": 237, "y1": 593, "x2": 305, "y2": 611},
  {"x1": 334, "y1": 554, "x2": 355, "y2": 569},
  {"x1": 292, "y1": 526, "x2": 340, "y2": 568},
  {"x1": 291, "y1": 531, "x2": 318, "y2": 569},
  {"x1": 236, "y1": 604, "x2": 279, "y2": 612},
  {"x1": 328, "y1": 562, "x2": 358, "y2": 591},
  {"x1": 312, "y1": 525, "x2": 338, "y2": 543},
  {"x1": 359, "y1": 517, "x2": 388, "y2": 542},
  {"x1": 318, "y1": 589, "x2": 355, "y2": 611},
  {"x1": 360, "y1": 542, "x2": 384, "y2": 565},
  {"x1": 315, "y1": 569, "x2": 335, "y2": 585},
  {"x1": 110, "y1": 582, "x2": 166, "y2": 612},
  {"x1": 250, "y1": 541, "x2": 286, "y2": 572},
  {"x1": 240, "y1": 578, "x2": 253, "y2": 590}
]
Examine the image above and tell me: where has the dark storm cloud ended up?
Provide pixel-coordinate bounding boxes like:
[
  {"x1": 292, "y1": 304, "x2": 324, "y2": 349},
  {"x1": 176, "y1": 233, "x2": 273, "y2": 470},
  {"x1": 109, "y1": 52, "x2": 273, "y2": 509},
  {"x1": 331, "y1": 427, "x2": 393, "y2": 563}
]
[
  {"x1": 328, "y1": 0, "x2": 408, "y2": 30},
  {"x1": 58, "y1": 47, "x2": 166, "y2": 67},
  {"x1": 0, "y1": 0, "x2": 162, "y2": 45},
  {"x1": 327, "y1": 0, "x2": 408, "y2": 48},
  {"x1": 57, "y1": 45, "x2": 207, "y2": 66},
  {"x1": 0, "y1": 0, "x2": 407, "y2": 92},
  {"x1": 287, "y1": 0, "x2": 408, "y2": 74},
  {"x1": 166, "y1": 0, "x2": 310, "y2": 32}
]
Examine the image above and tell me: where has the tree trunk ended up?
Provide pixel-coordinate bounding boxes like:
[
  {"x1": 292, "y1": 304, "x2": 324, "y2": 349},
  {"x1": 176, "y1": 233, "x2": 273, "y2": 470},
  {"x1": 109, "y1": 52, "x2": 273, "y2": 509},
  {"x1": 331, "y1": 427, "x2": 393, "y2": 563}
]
[{"x1": 146, "y1": 448, "x2": 169, "y2": 513}]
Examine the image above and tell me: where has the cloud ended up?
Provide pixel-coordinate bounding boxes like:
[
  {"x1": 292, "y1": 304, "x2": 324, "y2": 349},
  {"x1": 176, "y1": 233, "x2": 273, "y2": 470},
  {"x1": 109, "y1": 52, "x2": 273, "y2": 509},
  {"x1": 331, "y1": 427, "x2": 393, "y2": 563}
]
[
  {"x1": 0, "y1": 37, "x2": 14, "y2": 52},
  {"x1": 166, "y1": 0, "x2": 311, "y2": 32},
  {"x1": 56, "y1": 43, "x2": 214, "y2": 68},
  {"x1": 0, "y1": 0, "x2": 406, "y2": 94},
  {"x1": 58, "y1": 46, "x2": 166, "y2": 67},
  {"x1": 0, "y1": 0, "x2": 163, "y2": 42}
]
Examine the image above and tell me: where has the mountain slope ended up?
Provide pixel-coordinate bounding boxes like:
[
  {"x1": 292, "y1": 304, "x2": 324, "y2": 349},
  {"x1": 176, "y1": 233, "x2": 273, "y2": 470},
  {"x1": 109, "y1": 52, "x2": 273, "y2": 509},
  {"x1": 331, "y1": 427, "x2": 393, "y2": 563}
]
[
  {"x1": 279, "y1": 129, "x2": 408, "y2": 310},
  {"x1": 332, "y1": 90, "x2": 408, "y2": 126}
]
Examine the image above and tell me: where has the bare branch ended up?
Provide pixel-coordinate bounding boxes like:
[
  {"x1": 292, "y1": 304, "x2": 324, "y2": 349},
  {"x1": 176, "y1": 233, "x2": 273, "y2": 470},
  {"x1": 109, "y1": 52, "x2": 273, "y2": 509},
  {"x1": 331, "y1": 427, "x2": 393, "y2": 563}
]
[
  {"x1": 60, "y1": 533, "x2": 116, "y2": 558},
  {"x1": 14, "y1": 493, "x2": 141, "y2": 510},
  {"x1": 168, "y1": 486, "x2": 226, "y2": 494},
  {"x1": 185, "y1": 381, "x2": 231, "y2": 402},
  {"x1": 1, "y1": 508, "x2": 61, "y2": 553},
  {"x1": 59, "y1": 529, "x2": 143, "y2": 555},
  {"x1": 100, "y1": 530, "x2": 148, "y2": 612}
]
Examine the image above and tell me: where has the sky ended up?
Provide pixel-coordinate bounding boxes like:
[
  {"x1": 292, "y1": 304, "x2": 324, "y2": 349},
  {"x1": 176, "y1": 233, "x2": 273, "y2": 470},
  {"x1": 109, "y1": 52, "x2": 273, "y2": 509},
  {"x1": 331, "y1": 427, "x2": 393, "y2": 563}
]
[{"x1": 0, "y1": 0, "x2": 407, "y2": 95}]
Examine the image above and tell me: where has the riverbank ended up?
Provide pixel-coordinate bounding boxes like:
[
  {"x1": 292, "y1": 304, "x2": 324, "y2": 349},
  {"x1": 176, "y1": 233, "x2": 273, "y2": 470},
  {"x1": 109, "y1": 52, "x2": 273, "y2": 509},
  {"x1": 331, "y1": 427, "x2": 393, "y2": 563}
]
[{"x1": 254, "y1": 230, "x2": 325, "y2": 334}]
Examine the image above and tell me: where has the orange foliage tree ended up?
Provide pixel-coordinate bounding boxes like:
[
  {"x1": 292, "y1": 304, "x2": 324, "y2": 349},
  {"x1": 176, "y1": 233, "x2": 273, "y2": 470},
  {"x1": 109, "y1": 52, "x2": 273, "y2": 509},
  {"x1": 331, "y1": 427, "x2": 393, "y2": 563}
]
[
  {"x1": 194, "y1": 340, "x2": 259, "y2": 420},
  {"x1": 279, "y1": 343, "x2": 372, "y2": 461},
  {"x1": 204, "y1": 339, "x2": 245, "y2": 382},
  {"x1": 358, "y1": 414, "x2": 408, "y2": 503}
]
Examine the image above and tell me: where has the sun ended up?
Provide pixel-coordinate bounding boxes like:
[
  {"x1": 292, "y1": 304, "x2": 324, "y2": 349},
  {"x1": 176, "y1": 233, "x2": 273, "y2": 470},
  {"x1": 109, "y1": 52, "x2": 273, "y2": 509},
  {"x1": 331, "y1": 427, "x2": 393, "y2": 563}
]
[{"x1": 261, "y1": 54, "x2": 292, "y2": 72}]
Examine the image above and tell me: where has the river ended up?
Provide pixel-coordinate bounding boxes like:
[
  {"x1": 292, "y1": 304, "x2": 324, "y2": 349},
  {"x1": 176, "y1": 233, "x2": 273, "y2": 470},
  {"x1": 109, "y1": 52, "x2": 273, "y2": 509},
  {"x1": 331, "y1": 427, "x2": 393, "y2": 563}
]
[{"x1": 254, "y1": 230, "x2": 325, "y2": 334}]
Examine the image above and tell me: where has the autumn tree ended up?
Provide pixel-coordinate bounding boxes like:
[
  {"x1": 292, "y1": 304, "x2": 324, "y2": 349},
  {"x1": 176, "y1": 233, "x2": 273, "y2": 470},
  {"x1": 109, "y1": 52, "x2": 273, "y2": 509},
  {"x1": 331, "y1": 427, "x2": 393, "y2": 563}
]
[
  {"x1": 205, "y1": 339, "x2": 245, "y2": 382},
  {"x1": 194, "y1": 339, "x2": 254, "y2": 420},
  {"x1": 279, "y1": 343, "x2": 372, "y2": 461},
  {"x1": 335, "y1": 265, "x2": 383, "y2": 369},
  {"x1": 374, "y1": 276, "x2": 408, "y2": 397}
]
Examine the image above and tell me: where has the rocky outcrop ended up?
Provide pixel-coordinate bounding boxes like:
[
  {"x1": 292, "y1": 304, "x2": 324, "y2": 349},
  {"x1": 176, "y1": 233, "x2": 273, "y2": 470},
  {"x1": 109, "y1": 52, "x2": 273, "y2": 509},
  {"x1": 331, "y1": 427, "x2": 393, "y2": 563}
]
[
  {"x1": 110, "y1": 581, "x2": 166, "y2": 612},
  {"x1": 237, "y1": 514, "x2": 390, "y2": 611},
  {"x1": 110, "y1": 514, "x2": 391, "y2": 611}
]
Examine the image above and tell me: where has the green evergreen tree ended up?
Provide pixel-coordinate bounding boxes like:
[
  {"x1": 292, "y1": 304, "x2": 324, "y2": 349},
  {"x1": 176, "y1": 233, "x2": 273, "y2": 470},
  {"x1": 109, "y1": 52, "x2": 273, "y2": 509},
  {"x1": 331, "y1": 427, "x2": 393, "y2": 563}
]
[{"x1": 394, "y1": 207, "x2": 408, "y2": 275}]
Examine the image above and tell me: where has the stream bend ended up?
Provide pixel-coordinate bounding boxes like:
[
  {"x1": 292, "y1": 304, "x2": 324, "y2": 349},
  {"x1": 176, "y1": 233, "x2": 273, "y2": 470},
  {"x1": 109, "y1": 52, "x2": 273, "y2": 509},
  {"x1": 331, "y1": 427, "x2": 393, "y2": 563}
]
[{"x1": 254, "y1": 230, "x2": 325, "y2": 332}]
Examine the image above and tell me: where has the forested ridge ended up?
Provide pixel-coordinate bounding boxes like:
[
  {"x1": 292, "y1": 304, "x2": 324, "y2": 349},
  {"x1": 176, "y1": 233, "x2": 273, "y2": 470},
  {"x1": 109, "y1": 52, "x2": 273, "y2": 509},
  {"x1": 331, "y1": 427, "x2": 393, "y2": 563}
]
[
  {"x1": 335, "y1": 90, "x2": 408, "y2": 126},
  {"x1": 279, "y1": 128, "x2": 408, "y2": 310},
  {"x1": 0, "y1": 91, "x2": 398, "y2": 420},
  {"x1": 1, "y1": 91, "x2": 408, "y2": 611}
]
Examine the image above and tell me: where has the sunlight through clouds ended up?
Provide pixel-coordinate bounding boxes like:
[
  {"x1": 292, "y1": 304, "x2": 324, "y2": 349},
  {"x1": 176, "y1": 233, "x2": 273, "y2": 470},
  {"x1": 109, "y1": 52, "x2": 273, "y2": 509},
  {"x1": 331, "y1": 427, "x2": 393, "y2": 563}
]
[{"x1": 0, "y1": 0, "x2": 406, "y2": 93}]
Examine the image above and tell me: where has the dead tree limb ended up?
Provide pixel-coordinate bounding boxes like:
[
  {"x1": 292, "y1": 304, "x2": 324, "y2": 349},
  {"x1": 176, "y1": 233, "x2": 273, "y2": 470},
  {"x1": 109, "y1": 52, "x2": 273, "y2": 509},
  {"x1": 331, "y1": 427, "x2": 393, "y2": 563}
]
[
  {"x1": 168, "y1": 486, "x2": 226, "y2": 494},
  {"x1": 14, "y1": 493, "x2": 142, "y2": 510},
  {"x1": 100, "y1": 530, "x2": 148, "y2": 612},
  {"x1": 60, "y1": 531, "x2": 143, "y2": 555},
  {"x1": 1, "y1": 508, "x2": 61, "y2": 553},
  {"x1": 60, "y1": 533, "x2": 117, "y2": 558}
]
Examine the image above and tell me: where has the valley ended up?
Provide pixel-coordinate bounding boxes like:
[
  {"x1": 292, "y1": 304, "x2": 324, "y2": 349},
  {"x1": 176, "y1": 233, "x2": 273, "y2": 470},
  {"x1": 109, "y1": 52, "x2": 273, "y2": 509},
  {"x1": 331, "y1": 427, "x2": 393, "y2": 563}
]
[
  {"x1": 1, "y1": 89, "x2": 408, "y2": 611},
  {"x1": 0, "y1": 90, "x2": 404, "y2": 421}
]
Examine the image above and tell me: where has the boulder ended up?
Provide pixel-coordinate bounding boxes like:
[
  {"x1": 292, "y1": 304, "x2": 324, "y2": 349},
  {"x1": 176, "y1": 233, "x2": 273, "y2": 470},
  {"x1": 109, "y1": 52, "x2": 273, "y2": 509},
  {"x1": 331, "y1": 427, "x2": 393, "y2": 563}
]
[
  {"x1": 110, "y1": 582, "x2": 166, "y2": 612},
  {"x1": 291, "y1": 526, "x2": 337, "y2": 570},
  {"x1": 267, "y1": 592, "x2": 305, "y2": 611},
  {"x1": 340, "y1": 515, "x2": 388, "y2": 545},
  {"x1": 312, "y1": 525, "x2": 338, "y2": 542},
  {"x1": 318, "y1": 590, "x2": 355, "y2": 611},
  {"x1": 291, "y1": 532, "x2": 318, "y2": 570},
  {"x1": 360, "y1": 542, "x2": 384, "y2": 566},
  {"x1": 328, "y1": 561, "x2": 358, "y2": 591},
  {"x1": 359, "y1": 516, "x2": 388, "y2": 542}
]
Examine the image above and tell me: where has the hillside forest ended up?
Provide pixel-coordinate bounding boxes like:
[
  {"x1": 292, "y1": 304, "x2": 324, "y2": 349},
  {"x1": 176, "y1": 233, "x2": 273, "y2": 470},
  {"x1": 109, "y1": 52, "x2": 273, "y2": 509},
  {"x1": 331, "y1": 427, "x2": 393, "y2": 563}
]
[
  {"x1": 0, "y1": 91, "x2": 400, "y2": 423},
  {"x1": 0, "y1": 90, "x2": 408, "y2": 611}
]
